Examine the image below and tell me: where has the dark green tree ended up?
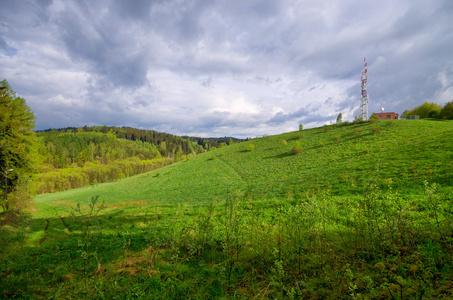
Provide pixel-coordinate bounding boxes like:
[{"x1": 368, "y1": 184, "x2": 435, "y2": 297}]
[
  {"x1": 440, "y1": 101, "x2": 453, "y2": 120},
  {"x1": 428, "y1": 109, "x2": 440, "y2": 119},
  {"x1": 336, "y1": 113, "x2": 342, "y2": 123},
  {"x1": 0, "y1": 79, "x2": 37, "y2": 211}
]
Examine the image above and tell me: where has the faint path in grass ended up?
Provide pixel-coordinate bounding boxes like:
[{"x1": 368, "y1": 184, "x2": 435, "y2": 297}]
[
  {"x1": 60, "y1": 217, "x2": 72, "y2": 233},
  {"x1": 39, "y1": 219, "x2": 49, "y2": 244},
  {"x1": 216, "y1": 154, "x2": 247, "y2": 184}
]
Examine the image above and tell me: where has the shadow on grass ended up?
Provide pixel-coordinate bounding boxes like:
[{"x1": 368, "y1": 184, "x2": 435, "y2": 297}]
[
  {"x1": 238, "y1": 150, "x2": 253, "y2": 153},
  {"x1": 263, "y1": 152, "x2": 293, "y2": 159},
  {"x1": 0, "y1": 205, "x2": 180, "y2": 297}
]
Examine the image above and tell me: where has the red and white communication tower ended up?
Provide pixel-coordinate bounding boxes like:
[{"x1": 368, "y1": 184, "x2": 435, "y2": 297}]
[{"x1": 360, "y1": 57, "x2": 369, "y2": 120}]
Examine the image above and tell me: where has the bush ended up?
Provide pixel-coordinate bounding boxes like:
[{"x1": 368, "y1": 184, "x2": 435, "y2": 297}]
[
  {"x1": 246, "y1": 144, "x2": 255, "y2": 152},
  {"x1": 299, "y1": 124, "x2": 303, "y2": 131},
  {"x1": 371, "y1": 126, "x2": 382, "y2": 134},
  {"x1": 291, "y1": 141, "x2": 302, "y2": 155},
  {"x1": 353, "y1": 116, "x2": 364, "y2": 123},
  {"x1": 333, "y1": 136, "x2": 341, "y2": 143}
]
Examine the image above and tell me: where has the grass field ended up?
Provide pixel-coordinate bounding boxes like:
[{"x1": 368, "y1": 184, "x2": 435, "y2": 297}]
[{"x1": 1, "y1": 119, "x2": 453, "y2": 299}]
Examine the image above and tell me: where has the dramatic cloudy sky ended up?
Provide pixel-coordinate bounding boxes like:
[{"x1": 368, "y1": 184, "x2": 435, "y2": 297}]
[{"x1": 1, "y1": 0, "x2": 452, "y2": 138}]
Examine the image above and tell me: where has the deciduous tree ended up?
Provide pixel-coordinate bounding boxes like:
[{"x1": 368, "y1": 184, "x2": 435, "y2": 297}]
[{"x1": 440, "y1": 101, "x2": 453, "y2": 119}]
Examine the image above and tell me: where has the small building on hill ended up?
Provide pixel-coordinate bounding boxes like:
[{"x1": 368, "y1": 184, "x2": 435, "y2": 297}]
[{"x1": 373, "y1": 112, "x2": 399, "y2": 120}]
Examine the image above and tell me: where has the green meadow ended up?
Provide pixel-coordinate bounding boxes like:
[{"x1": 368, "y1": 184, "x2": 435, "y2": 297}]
[{"x1": 2, "y1": 119, "x2": 453, "y2": 299}]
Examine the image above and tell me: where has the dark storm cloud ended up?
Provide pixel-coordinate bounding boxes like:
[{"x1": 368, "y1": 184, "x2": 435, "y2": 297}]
[
  {"x1": 110, "y1": 0, "x2": 155, "y2": 21},
  {"x1": 54, "y1": 3, "x2": 150, "y2": 88}
]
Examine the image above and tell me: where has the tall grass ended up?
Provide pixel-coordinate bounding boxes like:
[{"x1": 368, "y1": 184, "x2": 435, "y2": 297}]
[{"x1": 2, "y1": 182, "x2": 452, "y2": 298}]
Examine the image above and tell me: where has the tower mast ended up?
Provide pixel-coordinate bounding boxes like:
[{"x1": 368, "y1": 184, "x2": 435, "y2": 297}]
[{"x1": 360, "y1": 57, "x2": 369, "y2": 120}]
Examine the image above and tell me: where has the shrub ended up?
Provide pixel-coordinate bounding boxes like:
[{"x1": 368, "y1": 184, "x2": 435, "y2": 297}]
[
  {"x1": 281, "y1": 139, "x2": 287, "y2": 146},
  {"x1": 246, "y1": 144, "x2": 255, "y2": 152},
  {"x1": 299, "y1": 123, "x2": 303, "y2": 131},
  {"x1": 353, "y1": 116, "x2": 364, "y2": 123},
  {"x1": 291, "y1": 141, "x2": 302, "y2": 154},
  {"x1": 333, "y1": 136, "x2": 341, "y2": 143}
]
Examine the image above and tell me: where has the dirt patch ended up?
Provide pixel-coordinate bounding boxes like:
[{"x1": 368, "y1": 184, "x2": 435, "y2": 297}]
[{"x1": 116, "y1": 268, "x2": 141, "y2": 275}]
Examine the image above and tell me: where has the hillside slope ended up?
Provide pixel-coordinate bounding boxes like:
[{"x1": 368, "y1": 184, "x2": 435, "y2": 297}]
[{"x1": 35, "y1": 119, "x2": 453, "y2": 214}]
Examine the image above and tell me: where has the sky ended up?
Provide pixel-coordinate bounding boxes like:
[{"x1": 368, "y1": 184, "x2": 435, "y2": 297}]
[{"x1": 1, "y1": 0, "x2": 452, "y2": 138}]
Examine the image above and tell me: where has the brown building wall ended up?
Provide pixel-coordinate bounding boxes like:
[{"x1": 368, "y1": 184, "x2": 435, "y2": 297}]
[{"x1": 374, "y1": 112, "x2": 399, "y2": 120}]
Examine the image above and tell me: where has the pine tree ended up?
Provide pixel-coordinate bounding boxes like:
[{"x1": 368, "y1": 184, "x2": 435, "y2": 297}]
[{"x1": 0, "y1": 79, "x2": 37, "y2": 211}]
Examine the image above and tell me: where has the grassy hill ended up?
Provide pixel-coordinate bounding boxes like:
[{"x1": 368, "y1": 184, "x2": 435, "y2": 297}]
[
  {"x1": 2, "y1": 119, "x2": 453, "y2": 299},
  {"x1": 36, "y1": 119, "x2": 453, "y2": 211}
]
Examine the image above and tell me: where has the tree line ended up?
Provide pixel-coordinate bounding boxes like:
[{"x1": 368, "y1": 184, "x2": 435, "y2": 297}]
[
  {"x1": 31, "y1": 130, "x2": 176, "y2": 194},
  {"x1": 401, "y1": 101, "x2": 453, "y2": 119},
  {"x1": 40, "y1": 126, "x2": 244, "y2": 156}
]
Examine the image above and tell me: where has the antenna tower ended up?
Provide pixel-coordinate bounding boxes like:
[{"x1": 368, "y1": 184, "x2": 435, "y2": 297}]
[{"x1": 360, "y1": 57, "x2": 369, "y2": 120}]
